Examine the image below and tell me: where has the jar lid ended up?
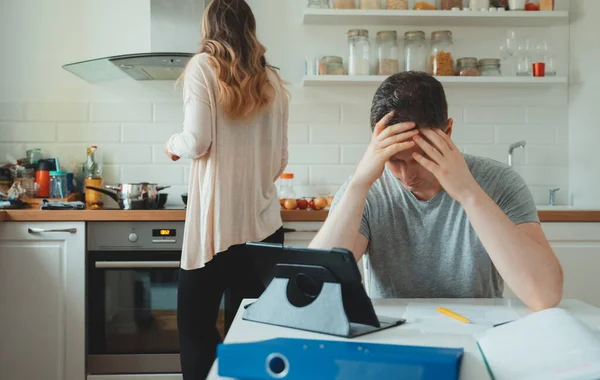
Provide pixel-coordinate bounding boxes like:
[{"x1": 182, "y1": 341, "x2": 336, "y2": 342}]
[
  {"x1": 376, "y1": 30, "x2": 398, "y2": 41},
  {"x1": 404, "y1": 31, "x2": 426, "y2": 40},
  {"x1": 431, "y1": 30, "x2": 453, "y2": 40},
  {"x1": 457, "y1": 57, "x2": 478, "y2": 65},
  {"x1": 348, "y1": 29, "x2": 369, "y2": 37},
  {"x1": 478, "y1": 58, "x2": 501, "y2": 66},
  {"x1": 50, "y1": 171, "x2": 68, "y2": 176},
  {"x1": 37, "y1": 160, "x2": 54, "y2": 171},
  {"x1": 322, "y1": 56, "x2": 343, "y2": 63},
  {"x1": 280, "y1": 173, "x2": 294, "y2": 179}
]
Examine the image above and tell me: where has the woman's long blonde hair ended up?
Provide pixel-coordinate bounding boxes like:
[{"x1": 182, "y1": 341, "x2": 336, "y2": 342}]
[{"x1": 188, "y1": 0, "x2": 283, "y2": 120}]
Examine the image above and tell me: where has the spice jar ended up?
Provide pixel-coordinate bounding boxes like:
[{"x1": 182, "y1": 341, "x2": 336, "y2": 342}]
[
  {"x1": 430, "y1": 31, "x2": 454, "y2": 76},
  {"x1": 376, "y1": 31, "x2": 400, "y2": 76},
  {"x1": 360, "y1": 0, "x2": 381, "y2": 8},
  {"x1": 348, "y1": 29, "x2": 371, "y2": 76},
  {"x1": 404, "y1": 31, "x2": 427, "y2": 72},
  {"x1": 411, "y1": 0, "x2": 439, "y2": 9},
  {"x1": 318, "y1": 56, "x2": 345, "y2": 75},
  {"x1": 334, "y1": 0, "x2": 356, "y2": 8},
  {"x1": 387, "y1": 0, "x2": 409, "y2": 9},
  {"x1": 478, "y1": 59, "x2": 502, "y2": 76},
  {"x1": 441, "y1": 0, "x2": 463, "y2": 9},
  {"x1": 469, "y1": 0, "x2": 490, "y2": 8},
  {"x1": 308, "y1": 0, "x2": 330, "y2": 8},
  {"x1": 49, "y1": 171, "x2": 69, "y2": 199},
  {"x1": 456, "y1": 57, "x2": 479, "y2": 76}
]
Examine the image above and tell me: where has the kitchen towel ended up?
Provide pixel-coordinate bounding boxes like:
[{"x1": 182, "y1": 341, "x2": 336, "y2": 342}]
[{"x1": 41, "y1": 199, "x2": 85, "y2": 210}]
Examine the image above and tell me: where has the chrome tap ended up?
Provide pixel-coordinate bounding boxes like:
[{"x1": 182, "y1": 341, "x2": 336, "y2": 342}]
[
  {"x1": 508, "y1": 141, "x2": 526, "y2": 167},
  {"x1": 549, "y1": 188, "x2": 560, "y2": 206}
]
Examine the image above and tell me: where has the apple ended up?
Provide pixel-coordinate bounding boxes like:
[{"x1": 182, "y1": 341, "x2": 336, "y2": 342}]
[{"x1": 297, "y1": 199, "x2": 309, "y2": 210}]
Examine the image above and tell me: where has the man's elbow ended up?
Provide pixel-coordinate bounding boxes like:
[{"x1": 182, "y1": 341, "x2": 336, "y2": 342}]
[{"x1": 528, "y1": 271, "x2": 564, "y2": 312}]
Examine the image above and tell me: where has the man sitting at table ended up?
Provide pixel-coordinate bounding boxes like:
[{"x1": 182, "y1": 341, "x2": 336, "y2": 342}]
[{"x1": 309, "y1": 72, "x2": 563, "y2": 311}]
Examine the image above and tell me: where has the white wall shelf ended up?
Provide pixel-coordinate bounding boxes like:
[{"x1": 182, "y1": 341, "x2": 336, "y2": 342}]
[
  {"x1": 302, "y1": 9, "x2": 569, "y2": 27},
  {"x1": 303, "y1": 75, "x2": 568, "y2": 87}
]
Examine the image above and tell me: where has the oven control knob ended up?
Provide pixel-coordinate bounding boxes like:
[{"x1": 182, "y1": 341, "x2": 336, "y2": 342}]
[{"x1": 128, "y1": 233, "x2": 138, "y2": 243}]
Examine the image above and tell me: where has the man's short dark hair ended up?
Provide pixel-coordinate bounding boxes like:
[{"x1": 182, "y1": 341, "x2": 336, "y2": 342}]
[{"x1": 370, "y1": 72, "x2": 448, "y2": 130}]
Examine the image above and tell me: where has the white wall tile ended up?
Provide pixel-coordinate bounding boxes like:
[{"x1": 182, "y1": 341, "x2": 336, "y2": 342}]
[
  {"x1": 341, "y1": 103, "x2": 371, "y2": 126},
  {"x1": 495, "y1": 126, "x2": 556, "y2": 145},
  {"x1": 527, "y1": 146, "x2": 568, "y2": 166},
  {"x1": 516, "y1": 166, "x2": 569, "y2": 186},
  {"x1": 341, "y1": 145, "x2": 367, "y2": 165},
  {"x1": 289, "y1": 104, "x2": 340, "y2": 124},
  {"x1": 310, "y1": 166, "x2": 355, "y2": 186},
  {"x1": 183, "y1": 165, "x2": 191, "y2": 185},
  {"x1": 288, "y1": 145, "x2": 339, "y2": 165},
  {"x1": 0, "y1": 103, "x2": 24, "y2": 121},
  {"x1": 90, "y1": 103, "x2": 152, "y2": 122},
  {"x1": 25, "y1": 102, "x2": 89, "y2": 122},
  {"x1": 23, "y1": 143, "x2": 86, "y2": 165},
  {"x1": 122, "y1": 123, "x2": 181, "y2": 143},
  {"x1": 452, "y1": 125, "x2": 495, "y2": 145},
  {"x1": 462, "y1": 145, "x2": 520, "y2": 165},
  {"x1": 529, "y1": 186, "x2": 569, "y2": 206},
  {"x1": 0, "y1": 123, "x2": 56, "y2": 142},
  {"x1": 281, "y1": 165, "x2": 309, "y2": 186},
  {"x1": 0, "y1": 143, "x2": 25, "y2": 161},
  {"x1": 288, "y1": 124, "x2": 309, "y2": 144},
  {"x1": 310, "y1": 124, "x2": 370, "y2": 144},
  {"x1": 102, "y1": 165, "x2": 121, "y2": 184},
  {"x1": 464, "y1": 106, "x2": 526, "y2": 124},
  {"x1": 121, "y1": 165, "x2": 184, "y2": 184},
  {"x1": 448, "y1": 105, "x2": 464, "y2": 124},
  {"x1": 57, "y1": 123, "x2": 121, "y2": 143},
  {"x1": 527, "y1": 106, "x2": 569, "y2": 125},
  {"x1": 154, "y1": 102, "x2": 184, "y2": 123},
  {"x1": 101, "y1": 145, "x2": 153, "y2": 164}
]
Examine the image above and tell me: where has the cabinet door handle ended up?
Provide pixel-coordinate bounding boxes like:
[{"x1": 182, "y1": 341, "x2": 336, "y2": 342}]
[
  {"x1": 28, "y1": 228, "x2": 77, "y2": 234},
  {"x1": 95, "y1": 261, "x2": 180, "y2": 269}
]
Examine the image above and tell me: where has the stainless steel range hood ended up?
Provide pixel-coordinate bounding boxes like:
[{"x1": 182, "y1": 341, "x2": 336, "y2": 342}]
[{"x1": 63, "y1": 0, "x2": 205, "y2": 83}]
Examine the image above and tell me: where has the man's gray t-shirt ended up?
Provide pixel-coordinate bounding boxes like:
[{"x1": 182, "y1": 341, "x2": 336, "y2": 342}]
[{"x1": 333, "y1": 154, "x2": 539, "y2": 299}]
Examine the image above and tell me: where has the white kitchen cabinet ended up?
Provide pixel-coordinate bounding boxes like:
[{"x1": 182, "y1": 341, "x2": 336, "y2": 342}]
[
  {"x1": 283, "y1": 221, "x2": 323, "y2": 248},
  {"x1": 0, "y1": 222, "x2": 85, "y2": 380}
]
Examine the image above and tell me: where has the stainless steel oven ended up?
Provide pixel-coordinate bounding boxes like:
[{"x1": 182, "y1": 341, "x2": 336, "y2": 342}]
[{"x1": 87, "y1": 221, "x2": 184, "y2": 375}]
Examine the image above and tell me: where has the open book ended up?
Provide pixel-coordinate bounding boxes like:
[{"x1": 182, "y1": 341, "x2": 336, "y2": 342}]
[{"x1": 477, "y1": 308, "x2": 600, "y2": 380}]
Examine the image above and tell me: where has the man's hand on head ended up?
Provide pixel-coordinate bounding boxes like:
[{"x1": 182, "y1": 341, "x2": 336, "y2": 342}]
[
  {"x1": 351, "y1": 111, "x2": 419, "y2": 189},
  {"x1": 412, "y1": 128, "x2": 481, "y2": 204}
]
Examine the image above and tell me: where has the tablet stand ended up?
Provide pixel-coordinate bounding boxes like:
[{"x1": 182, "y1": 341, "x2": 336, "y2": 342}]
[{"x1": 243, "y1": 267, "x2": 400, "y2": 338}]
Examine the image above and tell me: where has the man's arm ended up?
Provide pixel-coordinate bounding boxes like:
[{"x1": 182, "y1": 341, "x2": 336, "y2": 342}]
[
  {"x1": 310, "y1": 113, "x2": 419, "y2": 260},
  {"x1": 413, "y1": 128, "x2": 563, "y2": 311}
]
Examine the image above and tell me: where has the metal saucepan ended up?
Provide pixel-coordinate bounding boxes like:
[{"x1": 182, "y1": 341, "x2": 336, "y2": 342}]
[{"x1": 86, "y1": 183, "x2": 170, "y2": 210}]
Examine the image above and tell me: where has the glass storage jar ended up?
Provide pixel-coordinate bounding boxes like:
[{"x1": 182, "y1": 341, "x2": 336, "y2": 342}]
[
  {"x1": 334, "y1": 0, "x2": 356, "y2": 8},
  {"x1": 404, "y1": 31, "x2": 427, "y2": 72},
  {"x1": 279, "y1": 173, "x2": 296, "y2": 201},
  {"x1": 318, "y1": 56, "x2": 345, "y2": 75},
  {"x1": 387, "y1": 0, "x2": 409, "y2": 9},
  {"x1": 410, "y1": 0, "x2": 440, "y2": 9},
  {"x1": 469, "y1": 0, "x2": 490, "y2": 8},
  {"x1": 49, "y1": 171, "x2": 69, "y2": 199},
  {"x1": 430, "y1": 30, "x2": 454, "y2": 76},
  {"x1": 360, "y1": 0, "x2": 381, "y2": 8},
  {"x1": 478, "y1": 58, "x2": 502, "y2": 76},
  {"x1": 376, "y1": 31, "x2": 400, "y2": 75},
  {"x1": 308, "y1": 0, "x2": 331, "y2": 8},
  {"x1": 441, "y1": 0, "x2": 463, "y2": 9},
  {"x1": 456, "y1": 57, "x2": 480, "y2": 76},
  {"x1": 348, "y1": 29, "x2": 371, "y2": 76}
]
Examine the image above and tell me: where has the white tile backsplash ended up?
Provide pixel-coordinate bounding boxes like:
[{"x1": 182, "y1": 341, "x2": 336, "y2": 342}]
[
  {"x1": 310, "y1": 124, "x2": 370, "y2": 144},
  {"x1": 121, "y1": 165, "x2": 184, "y2": 184},
  {"x1": 527, "y1": 146, "x2": 569, "y2": 166},
  {"x1": 527, "y1": 106, "x2": 569, "y2": 125},
  {"x1": 289, "y1": 104, "x2": 340, "y2": 124},
  {"x1": 1, "y1": 123, "x2": 56, "y2": 142},
  {"x1": 341, "y1": 103, "x2": 371, "y2": 126},
  {"x1": 121, "y1": 123, "x2": 181, "y2": 143},
  {"x1": 452, "y1": 125, "x2": 495, "y2": 145},
  {"x1": 153, "y1": 102, "x2": 184, "y2": 123},
  {"x1": 464, "y1": 106, "x2": 527, "y2": 125},
  {"x1": 90, "y1": 102, "x2": 153, "y2": 122},
  {"x1": 288, "y1": 124, "x2": 310, "y2": 144},
  {"x1": 25, "y1": 103, "x2": 89, "y2": 122},
  {"x1": 0, "y1": 103, "x2": 24, "y2": 121},
  {"x1": 495, "y1": 126, "x2": 556, "y2": 145},
  {"x1": 341, "y1": 145, "x2": 368, "y2": 165},
  {"x1": 101, "y1": 145, "x2": 153, "y2": 165},
  {"x1": 310, "y1": 165, "x2": 355, "y2": 186},
  {"x1": 289, "y1": 145, "x2": 340, "y2": 165},
  {"x1": 57, "y1": 123, "x2": 121, "y2": 143}
]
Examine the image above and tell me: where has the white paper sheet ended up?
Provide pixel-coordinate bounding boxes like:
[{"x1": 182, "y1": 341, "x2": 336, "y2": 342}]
[{"x1": 477, "y1": 308, "x2": 600, "y2": 380}]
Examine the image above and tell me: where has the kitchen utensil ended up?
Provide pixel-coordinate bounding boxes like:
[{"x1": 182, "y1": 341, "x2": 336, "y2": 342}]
[{"x1": 86, "y1": 183, "x2": 170, "y2": 210}]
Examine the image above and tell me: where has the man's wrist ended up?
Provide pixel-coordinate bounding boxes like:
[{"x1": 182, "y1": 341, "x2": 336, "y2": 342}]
[
  {"x1": 348, "y1": 177, "x2": 373, "y2": 197},
  {"x1": 458, "y1": 185, "x2": 488, "y2": 210}
]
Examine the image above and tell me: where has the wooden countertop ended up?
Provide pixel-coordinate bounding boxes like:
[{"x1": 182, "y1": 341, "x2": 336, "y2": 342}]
[{"x1": 2, "y1": 209, "x2": 600, "y2": 223}]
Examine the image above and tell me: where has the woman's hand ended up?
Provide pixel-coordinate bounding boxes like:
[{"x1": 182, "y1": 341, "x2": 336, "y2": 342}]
[
  {"x1": 351, "y1": 111, "x2": 419, "y2": 189},
  {"x1": 164, "y1": 142, "x2": 180, "y2": 162},
  {"x1": 412, "y1": 128, "x2": 481, "y2": 204}
]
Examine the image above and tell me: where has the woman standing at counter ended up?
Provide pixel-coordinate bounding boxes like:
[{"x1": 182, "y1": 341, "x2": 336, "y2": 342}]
[{"x1": 164, "y1": 0, "x2": 289, "y2": 378}]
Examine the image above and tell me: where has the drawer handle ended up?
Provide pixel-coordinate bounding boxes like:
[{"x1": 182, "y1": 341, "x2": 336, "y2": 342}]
[
  {"x1": 95, "y1": 261, "x2": 180, "y2": 269},
  {"x1": 28, "y1": 228, "x2": 77, "y2": 234}
]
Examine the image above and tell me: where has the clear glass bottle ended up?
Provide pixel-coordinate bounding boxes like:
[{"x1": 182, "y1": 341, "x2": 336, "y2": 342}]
[
  {"x1": 348, "y1": 29, "x2": 371, "y2": 76},
  {"x1": 478, "y1": 59, "x2": 502, "y2": 76},
  {"x1": 404, "y1": 31, "x2": 427, "y2": 72},
  {"x1": 376, "y1": 31, "x2": 400, "y2": 76},
  {"x1": 318, "y1": 56, "x2": 345, "y2": 75},
  {"x1": 535, "y1": 41, "x2": 556, "y2": 76},
  {"x1": 84, "y1": 145, "x2": 104, "y2": 209},
  {"x1": 516, "y1": 41, "x2": 532, "y2": 76},
  {"x1": 456, "y1": 57, "x2": 480, "y2": 76},
  {"x1": 360, "y1": 0, "x2": 381, "y2": 8},
  {"x1": 279, "y1": 173, "x2": 296, "y2": 200},
  {"x1": 308, "y1": 0, "x2": 330, "y2": 8},
  {"x1": 430, "y1": 30, "x2": 454, "y2": 76}
]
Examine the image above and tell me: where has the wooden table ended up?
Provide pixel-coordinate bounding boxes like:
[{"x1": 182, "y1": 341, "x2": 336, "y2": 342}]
[{"x1": 207, "y1": 298, "x2": 600, "y2": 380}]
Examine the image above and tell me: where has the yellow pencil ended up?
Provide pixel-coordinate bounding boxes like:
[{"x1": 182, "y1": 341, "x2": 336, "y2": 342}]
[{"x1": 437, "y1": 307, "x2": 471, "y2": 324}]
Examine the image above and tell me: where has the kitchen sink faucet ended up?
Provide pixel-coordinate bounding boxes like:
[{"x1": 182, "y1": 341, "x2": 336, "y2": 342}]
[{"x1": 508, "y1": 141, "x2": 526, "y2": 167}]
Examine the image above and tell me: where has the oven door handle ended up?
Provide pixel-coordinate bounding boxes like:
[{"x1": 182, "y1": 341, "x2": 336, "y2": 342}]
[
  {"x1": 28, "y1": 227, "x2": 77, "y2": 234},
  {"x1": 95, "y1": 261, "x2": 181, "y2": 269}
]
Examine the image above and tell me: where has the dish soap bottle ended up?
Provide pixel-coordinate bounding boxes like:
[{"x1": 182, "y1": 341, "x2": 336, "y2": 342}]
[{"x1": 84, "y1": 145, "x2": 104, "y2": 209}]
